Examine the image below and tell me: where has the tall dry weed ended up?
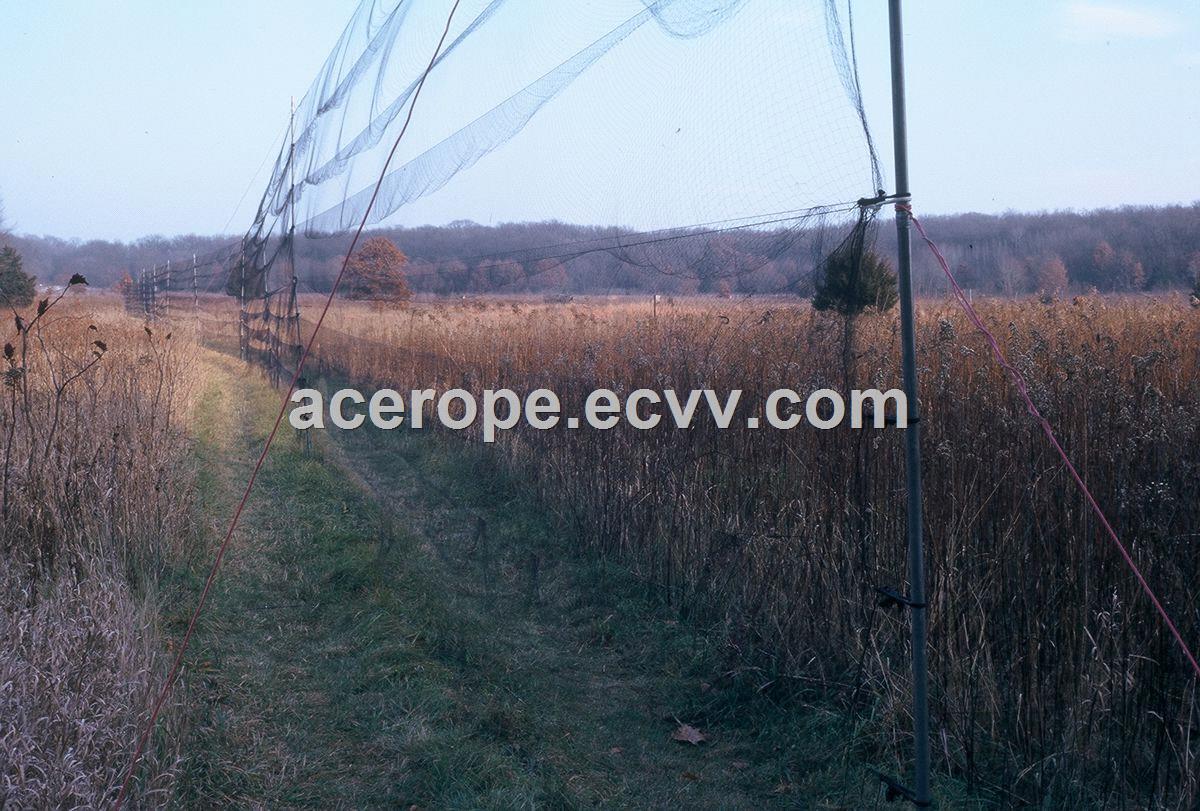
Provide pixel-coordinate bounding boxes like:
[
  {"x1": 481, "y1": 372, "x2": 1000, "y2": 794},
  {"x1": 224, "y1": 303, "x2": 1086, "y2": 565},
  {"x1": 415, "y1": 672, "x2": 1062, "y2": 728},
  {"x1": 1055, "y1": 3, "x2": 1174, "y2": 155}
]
[
  {"x1": 308, "y1": 293, "x2": 1200, "y2": 807},
  {"x1": 1, "y1": 293, "x2": 197, "y2": 807}
]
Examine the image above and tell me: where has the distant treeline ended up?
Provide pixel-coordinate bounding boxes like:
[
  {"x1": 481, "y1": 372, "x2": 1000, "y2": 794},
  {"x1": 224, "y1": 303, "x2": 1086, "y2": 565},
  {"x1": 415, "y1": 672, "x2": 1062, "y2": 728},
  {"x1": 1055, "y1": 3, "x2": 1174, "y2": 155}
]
[{"x1": 12, "y1": 203, "x2": 1200, "y2": 297}]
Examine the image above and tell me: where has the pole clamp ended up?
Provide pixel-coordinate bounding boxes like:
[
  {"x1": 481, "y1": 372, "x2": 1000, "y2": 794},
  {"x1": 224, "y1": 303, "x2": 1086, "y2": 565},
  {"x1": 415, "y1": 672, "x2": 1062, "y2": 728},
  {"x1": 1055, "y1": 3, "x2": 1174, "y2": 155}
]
[
  {"x1": 857, "y1": 191, "x2": 913, "y2": 209},
  {"x1": 875, "y1": 586, "x2": 926, "y2": 610}
]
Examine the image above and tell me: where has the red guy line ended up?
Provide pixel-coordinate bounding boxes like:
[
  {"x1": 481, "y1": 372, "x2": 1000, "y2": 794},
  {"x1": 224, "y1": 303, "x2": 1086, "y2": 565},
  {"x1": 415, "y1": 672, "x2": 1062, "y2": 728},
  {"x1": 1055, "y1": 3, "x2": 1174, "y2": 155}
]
[
  {"x1": 113, "y1": 2, "x2": 463, "y2": 806},
  {"x1": 901, "y1": 202, "x2": 1200, "y2": 681}
]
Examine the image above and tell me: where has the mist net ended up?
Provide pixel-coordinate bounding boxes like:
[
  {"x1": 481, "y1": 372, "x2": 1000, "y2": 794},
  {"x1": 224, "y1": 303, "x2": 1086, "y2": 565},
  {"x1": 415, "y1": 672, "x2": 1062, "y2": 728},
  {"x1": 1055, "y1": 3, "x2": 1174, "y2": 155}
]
[{"x1": 233, "y1": 0, "x2": 885, "y2": 370}]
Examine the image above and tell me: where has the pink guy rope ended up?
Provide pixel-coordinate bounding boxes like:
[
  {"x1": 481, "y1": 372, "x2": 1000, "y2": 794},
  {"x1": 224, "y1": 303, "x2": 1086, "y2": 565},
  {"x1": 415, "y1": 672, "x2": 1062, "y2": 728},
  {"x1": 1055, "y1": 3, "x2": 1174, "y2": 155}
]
[
  {"x1": 112, "y1": 2, "x2": 464, "y2": 806},
  {"x1": 900, "y1": 202, "x2": 1200, "y2": 680}
]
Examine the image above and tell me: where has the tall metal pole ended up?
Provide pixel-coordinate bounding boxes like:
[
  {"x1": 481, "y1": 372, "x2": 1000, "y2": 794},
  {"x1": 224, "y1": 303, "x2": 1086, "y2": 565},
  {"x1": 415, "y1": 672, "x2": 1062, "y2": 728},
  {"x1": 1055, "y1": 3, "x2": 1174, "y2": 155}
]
[
  {"x1": 287, "y1": 97, "x2": 302, "y2": 381},
  {"x1": 888, "y1": 0, "x2": 931, "y2": 805},
  {"x1": 192, "y1": 253, "x2": 200, "y2": 337},
  {"x1": 239, "y1": 245, "x2": 247, "y2": 361}
]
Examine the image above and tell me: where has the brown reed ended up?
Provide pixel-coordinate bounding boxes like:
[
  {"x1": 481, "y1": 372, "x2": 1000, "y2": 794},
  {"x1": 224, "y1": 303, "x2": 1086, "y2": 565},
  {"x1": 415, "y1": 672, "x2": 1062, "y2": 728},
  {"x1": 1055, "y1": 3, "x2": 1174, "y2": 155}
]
[
  {"x1": 303, "y1": 293, "x2": 1200, "y2": 807},
  {"x1": 1, "y1": 293, "x2": 198, "y2": 807}
]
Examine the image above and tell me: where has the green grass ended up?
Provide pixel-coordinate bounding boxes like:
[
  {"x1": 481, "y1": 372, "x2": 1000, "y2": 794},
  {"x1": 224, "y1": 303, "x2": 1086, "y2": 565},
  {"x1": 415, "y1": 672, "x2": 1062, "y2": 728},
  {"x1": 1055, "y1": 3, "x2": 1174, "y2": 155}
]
[{"x1": 169, "y1": 354, "x2": 984, "y2": 808}]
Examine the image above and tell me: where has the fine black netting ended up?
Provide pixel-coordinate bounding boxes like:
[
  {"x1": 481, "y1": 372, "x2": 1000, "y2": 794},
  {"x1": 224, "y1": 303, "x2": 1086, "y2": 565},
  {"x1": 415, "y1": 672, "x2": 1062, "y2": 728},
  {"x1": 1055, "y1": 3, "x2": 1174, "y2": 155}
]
[{"x1": 132, "y1": 0, "x2": 886, "y2": 375}]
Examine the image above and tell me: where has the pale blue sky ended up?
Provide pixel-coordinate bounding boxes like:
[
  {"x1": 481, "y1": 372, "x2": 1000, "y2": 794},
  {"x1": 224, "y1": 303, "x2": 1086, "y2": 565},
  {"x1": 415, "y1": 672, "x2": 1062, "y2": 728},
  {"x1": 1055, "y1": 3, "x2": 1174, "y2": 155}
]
[{"x1": 1, "y1": 0, "x2": 1197, "y2": 240}]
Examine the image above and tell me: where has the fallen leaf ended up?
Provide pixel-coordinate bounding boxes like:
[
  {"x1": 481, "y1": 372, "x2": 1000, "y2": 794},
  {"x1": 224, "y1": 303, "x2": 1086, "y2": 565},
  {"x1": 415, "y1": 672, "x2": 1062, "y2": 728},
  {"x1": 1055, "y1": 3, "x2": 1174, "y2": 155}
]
[
  {"x1": 609, "y1": 746, "x2": 623, "y2": 755},
  {"x1": 671, "y1": 723, "x2": 707, "y2": 745},
  {"x1": 681, "y1": 771, "x2": 700, "y2": 781},
  {"x1": 731, "y1": 759, "x2": 750, "y2": 770}
]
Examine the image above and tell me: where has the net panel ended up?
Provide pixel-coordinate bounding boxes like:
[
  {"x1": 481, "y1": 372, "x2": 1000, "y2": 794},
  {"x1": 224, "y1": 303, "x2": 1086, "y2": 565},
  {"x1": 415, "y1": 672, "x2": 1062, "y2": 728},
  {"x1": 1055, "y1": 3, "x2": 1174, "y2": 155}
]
[{"x1": 236, "y1": 0, "x2": 883, "y2": 305}]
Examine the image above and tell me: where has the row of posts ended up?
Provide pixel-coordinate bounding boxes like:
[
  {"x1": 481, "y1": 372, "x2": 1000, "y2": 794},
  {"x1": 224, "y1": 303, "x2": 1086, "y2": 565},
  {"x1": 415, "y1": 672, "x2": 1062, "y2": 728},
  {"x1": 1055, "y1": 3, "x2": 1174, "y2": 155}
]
[{"x1": 126, "y1": 250, "x2": 300, "y2": 384}]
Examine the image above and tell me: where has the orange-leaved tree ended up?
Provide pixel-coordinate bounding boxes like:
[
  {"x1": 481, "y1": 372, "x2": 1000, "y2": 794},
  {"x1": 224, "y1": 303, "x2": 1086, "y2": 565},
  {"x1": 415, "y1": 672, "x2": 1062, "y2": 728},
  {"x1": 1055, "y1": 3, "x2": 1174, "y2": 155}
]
[
  {"x1": 1033, "y1": 255, "x2": 1068, "y2": 295},
  {"x1": 344, "y1": 236, "x2": 411, "y2": 302}
]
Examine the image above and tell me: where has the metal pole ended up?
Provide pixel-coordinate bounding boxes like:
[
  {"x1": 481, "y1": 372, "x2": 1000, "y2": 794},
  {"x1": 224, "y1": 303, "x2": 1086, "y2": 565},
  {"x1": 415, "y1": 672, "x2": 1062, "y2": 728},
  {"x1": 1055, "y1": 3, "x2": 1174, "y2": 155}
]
[
  {"x1": 290, "y1": 276, "x2": 301, "y2": 372},
  {"x1": 265, "y1": 288, "x2": 274, "y2": 384},
  {"x1": 192, "y1": 253, "x2": 199, "y2": 336},
  {"x1": 888, "y1": 0, "x2": 931, "y2": 805},
  {"x1": 239, "y1": 246, "x2": 247, "y2": 361},
  {"x1": 288, "y1": 97, "x2": 302, "y2": 382}
]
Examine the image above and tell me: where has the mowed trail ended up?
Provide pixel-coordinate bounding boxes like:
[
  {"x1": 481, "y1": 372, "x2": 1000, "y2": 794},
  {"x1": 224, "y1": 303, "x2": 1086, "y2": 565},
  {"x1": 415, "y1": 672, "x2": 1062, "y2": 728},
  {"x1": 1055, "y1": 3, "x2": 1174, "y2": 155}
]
[{"x1": 170, "y1": 351, "x2": 884, "y2": 808}]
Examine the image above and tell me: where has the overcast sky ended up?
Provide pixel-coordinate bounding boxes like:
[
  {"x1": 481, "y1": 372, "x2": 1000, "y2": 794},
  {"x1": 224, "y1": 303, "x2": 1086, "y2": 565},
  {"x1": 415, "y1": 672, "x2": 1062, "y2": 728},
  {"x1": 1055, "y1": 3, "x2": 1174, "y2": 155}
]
[{"x1": 1, "y1": 0, "x2": 1197, "y2": 240}]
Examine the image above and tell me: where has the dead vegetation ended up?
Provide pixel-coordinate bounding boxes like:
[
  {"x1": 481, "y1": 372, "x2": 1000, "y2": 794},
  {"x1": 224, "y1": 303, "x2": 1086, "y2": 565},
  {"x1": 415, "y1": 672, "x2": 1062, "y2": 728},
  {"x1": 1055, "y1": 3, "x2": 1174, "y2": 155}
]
[
  {"x1": 302, "y1": 293, "x2": 1200, "y2": 807},
  {"x1": 10, "y1": 288, "x2": 1195, "y2": 806},
  {"x1": 1, "y1": 292, "x2": 198, "y2": 807}
]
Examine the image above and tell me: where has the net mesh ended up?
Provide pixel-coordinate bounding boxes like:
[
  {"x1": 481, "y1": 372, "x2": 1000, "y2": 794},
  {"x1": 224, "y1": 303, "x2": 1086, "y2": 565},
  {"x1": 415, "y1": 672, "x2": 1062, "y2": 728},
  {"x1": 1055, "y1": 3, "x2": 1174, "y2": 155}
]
[
  {"x1": 131, "y1": 0, "x2": 885, "y2": 375},
  {"x1": 249, "y1": 0, "x2": 880, "y2": 282}
]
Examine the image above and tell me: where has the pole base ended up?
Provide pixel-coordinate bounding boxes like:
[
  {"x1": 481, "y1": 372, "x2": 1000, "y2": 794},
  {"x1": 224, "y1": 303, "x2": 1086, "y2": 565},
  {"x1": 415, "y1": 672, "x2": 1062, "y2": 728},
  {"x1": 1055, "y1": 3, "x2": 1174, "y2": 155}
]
[{"x1": 874, "y1": 770, "x2": 932, "y2": 807}]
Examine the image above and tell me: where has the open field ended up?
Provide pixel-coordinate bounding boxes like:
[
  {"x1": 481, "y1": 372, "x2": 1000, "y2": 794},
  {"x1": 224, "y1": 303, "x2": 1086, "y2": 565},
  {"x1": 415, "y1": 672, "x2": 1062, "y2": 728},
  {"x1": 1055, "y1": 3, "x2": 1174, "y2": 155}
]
[
  {"x1": 169, "y1": 350, "x2": 961, "y2": 808},
  {"x1": 3, "y1": 291, "x2": 1198, "y2": 808},
  {"x1": 7, "y1": 0, "x2": 1200, "y2": 806},
  {"x1": 292, "y1": 293, "x2": 1200, "y2": 807}
]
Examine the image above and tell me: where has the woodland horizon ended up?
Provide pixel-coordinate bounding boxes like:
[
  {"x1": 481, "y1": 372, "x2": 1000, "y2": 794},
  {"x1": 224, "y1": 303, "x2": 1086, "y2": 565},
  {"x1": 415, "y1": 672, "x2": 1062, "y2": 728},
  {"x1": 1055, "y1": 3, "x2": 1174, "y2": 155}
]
[{"x1": 9, "y1": 201, "x2": 1200, "y2": 299}]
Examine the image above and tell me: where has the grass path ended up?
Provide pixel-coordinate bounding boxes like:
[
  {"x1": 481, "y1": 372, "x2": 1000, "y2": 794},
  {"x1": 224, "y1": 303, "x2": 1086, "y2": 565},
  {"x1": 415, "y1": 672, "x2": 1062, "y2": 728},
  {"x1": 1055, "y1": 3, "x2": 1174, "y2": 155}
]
[{"x1": 169, "y1": 351, "x2": 918, "y2": 808}]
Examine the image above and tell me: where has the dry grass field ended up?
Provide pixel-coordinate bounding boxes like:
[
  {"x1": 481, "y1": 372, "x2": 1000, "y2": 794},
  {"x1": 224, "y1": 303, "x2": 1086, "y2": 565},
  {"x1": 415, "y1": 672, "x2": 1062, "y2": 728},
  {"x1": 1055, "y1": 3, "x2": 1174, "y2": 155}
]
[
  {"x1": 0, "y1": 294, "x2": 199, "y2": 806},
  {"x1": 5, "y1": 290, "x2": 1198, "y2": 807},
  {"x1": 296, "y1": 293, "x2": 1200, "y2": 807}
]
